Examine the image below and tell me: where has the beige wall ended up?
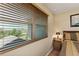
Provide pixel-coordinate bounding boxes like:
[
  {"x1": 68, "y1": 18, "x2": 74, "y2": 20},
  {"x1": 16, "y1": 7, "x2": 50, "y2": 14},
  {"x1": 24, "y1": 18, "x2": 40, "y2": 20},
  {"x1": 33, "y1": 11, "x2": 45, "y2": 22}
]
[
  {"x1": 1, "y1": 3, "x2": 54, "y2": 56},
  {"x1": 54, "y1": 8, "x2": 79, "y2": 34}
]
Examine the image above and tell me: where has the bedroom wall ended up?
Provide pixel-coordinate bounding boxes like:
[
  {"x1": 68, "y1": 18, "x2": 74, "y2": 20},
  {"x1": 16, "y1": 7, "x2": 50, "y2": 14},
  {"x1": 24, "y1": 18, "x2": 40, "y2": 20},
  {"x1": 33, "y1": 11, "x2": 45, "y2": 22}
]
[
  {"x1": 0, "y1": 3, "x2": 54, "y2": 56},
  {"x1": 54, "y1": 8, "x2": 79, "y2": 34}
]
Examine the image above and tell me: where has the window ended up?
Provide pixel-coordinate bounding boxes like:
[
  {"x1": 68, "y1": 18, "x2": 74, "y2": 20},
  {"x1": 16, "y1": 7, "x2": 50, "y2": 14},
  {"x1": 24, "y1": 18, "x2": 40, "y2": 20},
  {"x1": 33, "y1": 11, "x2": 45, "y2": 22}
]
[
  {"x1": 35, "y1": 25, "x2": 47, "y2": 40},
  {"x1": 0, "y1": 3, "x2": 48, "y2": 52},
  {"x1": 0, "y1": 21, "x2": 32, "y2": 50}
]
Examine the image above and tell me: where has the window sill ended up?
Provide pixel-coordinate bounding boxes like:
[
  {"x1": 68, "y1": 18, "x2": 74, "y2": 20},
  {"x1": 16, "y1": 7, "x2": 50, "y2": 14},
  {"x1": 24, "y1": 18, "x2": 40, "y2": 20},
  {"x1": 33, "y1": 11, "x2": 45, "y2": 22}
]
[{"x1": 0, "y1": 37, "x2": 47, "y2": 54}]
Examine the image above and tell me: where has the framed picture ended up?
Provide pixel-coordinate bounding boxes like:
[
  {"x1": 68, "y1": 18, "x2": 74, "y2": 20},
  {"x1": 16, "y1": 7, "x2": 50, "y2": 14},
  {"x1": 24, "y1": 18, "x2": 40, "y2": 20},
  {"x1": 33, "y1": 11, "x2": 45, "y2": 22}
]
[{"x1": 70, "y1": 14, "x2": 79, "y2": 27}]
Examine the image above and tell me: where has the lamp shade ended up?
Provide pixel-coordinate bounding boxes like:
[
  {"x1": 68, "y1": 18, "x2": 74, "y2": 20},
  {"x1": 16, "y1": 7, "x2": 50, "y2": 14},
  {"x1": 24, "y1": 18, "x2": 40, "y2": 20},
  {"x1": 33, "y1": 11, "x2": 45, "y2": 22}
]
[{"x1": 52, "y1": 35, "x2": 63, "y2": 39}]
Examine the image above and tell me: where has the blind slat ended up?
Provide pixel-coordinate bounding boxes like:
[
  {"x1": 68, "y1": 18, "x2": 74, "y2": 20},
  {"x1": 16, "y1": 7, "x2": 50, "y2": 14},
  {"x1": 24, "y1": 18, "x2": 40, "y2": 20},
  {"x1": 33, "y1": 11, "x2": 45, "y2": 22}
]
[{"x1": 0, "y1": 3, "x2": 33, "y2": 23}]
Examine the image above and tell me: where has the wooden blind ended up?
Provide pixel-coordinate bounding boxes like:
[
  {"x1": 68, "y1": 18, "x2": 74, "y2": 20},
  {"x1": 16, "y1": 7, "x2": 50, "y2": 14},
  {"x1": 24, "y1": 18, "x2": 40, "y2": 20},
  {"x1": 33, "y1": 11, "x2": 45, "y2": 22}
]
[
  {"x1": 0, "y1": 3, "x2": 34, "y2": 23},
  {"x1": 0, "y1": 3, "x2": 48, "y2": 52}
]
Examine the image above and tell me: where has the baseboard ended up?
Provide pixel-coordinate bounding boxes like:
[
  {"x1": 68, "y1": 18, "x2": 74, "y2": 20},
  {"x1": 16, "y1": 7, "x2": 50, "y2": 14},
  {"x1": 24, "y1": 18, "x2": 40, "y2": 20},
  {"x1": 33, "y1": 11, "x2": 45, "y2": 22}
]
[{"x1": 45, "y1": 48, "x2": 53, "y2": 56}]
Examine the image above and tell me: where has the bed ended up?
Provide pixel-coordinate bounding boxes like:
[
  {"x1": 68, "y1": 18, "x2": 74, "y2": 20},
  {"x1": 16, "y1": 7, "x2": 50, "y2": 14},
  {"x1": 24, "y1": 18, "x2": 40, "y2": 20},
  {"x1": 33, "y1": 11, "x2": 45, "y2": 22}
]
[{"x1": 59, "y1": 31, "x2": 79, "y2": 56}]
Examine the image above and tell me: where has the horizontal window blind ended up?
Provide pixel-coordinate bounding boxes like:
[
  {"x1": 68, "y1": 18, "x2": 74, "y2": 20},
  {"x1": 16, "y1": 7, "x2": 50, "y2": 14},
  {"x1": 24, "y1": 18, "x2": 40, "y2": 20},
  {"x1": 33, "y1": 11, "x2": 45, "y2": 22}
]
[
  {"x1": 0, "y1": 3, "x2": 48, "y2": 52},
  {"x1": 0, "y1": 4, "x2": 32, "y2": 51},
  {"x1": 0, "y1": 3, "x2": 33, "y2": 23}
]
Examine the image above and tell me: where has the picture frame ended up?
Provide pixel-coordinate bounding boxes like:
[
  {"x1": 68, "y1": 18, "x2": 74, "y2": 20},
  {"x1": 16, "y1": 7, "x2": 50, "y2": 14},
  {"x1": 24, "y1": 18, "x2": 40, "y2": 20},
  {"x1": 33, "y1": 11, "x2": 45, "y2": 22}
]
[{"x1": 70, "y1": 14, "x2": 79, "y2": 27}]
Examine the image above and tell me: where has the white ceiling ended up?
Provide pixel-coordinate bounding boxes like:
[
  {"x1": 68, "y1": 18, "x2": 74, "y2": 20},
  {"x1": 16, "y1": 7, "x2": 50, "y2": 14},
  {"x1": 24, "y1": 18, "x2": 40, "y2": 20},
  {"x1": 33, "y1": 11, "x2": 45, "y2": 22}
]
[{"x1": 43, "y1": 3, "x2": 79, "y2": 14}]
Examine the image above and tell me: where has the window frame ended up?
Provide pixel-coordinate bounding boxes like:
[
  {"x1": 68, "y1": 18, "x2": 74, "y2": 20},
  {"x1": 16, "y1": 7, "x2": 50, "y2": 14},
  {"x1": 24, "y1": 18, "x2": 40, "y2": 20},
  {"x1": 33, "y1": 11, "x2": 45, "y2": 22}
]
[{"x1": 0, "y1": 3, "x2": 48, "y2": 54}]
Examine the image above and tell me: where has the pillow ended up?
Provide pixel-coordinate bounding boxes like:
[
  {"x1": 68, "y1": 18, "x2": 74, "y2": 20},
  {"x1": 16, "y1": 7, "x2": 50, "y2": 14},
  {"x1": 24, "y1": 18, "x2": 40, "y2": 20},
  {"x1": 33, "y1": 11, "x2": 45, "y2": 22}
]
[
  {"x1": 70, "y1": 32, "x2": 77, "y2": 41},
  {"x1": 76, "y1": 32, "x2": 79, "y2": 41},
  {"x1": 64, "y1": 32, "x2": 71, "y2": 40}
]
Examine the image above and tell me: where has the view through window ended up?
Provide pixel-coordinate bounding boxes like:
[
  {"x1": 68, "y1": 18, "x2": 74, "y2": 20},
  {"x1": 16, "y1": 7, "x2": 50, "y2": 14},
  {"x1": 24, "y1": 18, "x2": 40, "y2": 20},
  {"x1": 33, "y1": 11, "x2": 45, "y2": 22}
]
[{"x1": 0, "y1": 21, "x2": 31, "y2": 50}]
